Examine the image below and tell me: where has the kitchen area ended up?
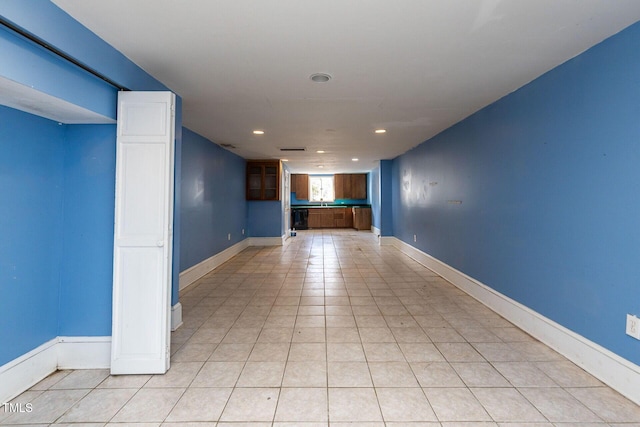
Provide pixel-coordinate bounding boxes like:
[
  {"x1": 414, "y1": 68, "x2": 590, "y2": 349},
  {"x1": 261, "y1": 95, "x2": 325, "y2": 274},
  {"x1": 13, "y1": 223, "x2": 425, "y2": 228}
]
[
  {"x1": 290, "y1": 173, "x2": 372, "y2": 231},
  {"x1": 246, "y1": 160, "x2": 373, "y2": 236}
]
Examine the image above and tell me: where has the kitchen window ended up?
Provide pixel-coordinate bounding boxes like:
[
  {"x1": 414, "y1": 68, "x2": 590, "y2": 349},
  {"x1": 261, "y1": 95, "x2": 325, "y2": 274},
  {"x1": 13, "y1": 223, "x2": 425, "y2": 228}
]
[{"x1": 309, "y1": 175, "x2": 334, "y2": 202}]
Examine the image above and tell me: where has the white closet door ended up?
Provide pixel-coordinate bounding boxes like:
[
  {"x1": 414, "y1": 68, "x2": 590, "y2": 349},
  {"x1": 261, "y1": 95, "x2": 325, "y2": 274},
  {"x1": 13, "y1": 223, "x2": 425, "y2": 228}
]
[{"x1": 111, "y1": 91, "x2": 175, "y2": 374}]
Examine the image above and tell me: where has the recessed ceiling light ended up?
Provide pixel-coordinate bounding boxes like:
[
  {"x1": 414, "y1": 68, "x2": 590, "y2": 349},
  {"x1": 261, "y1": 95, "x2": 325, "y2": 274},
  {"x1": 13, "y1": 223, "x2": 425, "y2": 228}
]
[
  {"x1": 352, "y1": 158, "x2": 359, "y2": 161},
  {"x1": 375, "y1": 129, "x2": 386, "y2": 134},
  {"x1": 316, "y1": 150, "x2": 325, "y2": 154},
  {"x1": 317, "y1": 165, "x2": 324, "y2": 168},
  {"x1": 310, "y1": 73, "x2": 331, "y2": 83},
  {"x1": 253, "y1": 130, "x2": 265, "y2": 135}
]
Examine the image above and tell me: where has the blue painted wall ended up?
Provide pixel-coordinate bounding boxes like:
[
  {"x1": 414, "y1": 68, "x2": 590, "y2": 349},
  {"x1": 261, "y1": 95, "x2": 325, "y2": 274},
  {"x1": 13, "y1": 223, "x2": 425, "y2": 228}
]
[
  {"x1": 368, "y1": 164, "x2": 393, "y2": 235},
  {"x1": 392, "y1": 22, "x2": 640, "y2": 364},
  {"x1": 369, "y1": 165, "x2": 381, "y2": 230},
  {"x1": 247, "y1": 201, "x2": 283, "y2": 237},
  {"x1": 180, "y1": 129, "x2": 247, "y2": 271},
  {"x1": 0, "y1": 106, "x2": 64, "y2": 365},
  {"x1": 58, "y1": 124, "x2": 116, "y2": 336},
  {"x1": 246, "y1": 163, "x2": 289, "y2": 238},
  {"x1": 0, "y1": 24, "x2": 117, "y2": 119},
  {"x1": 379, "y1": 160, "x2": 394, "y2": 236},
  {"x1": 1, "y1": 1, "x2": 185, "y2": 306}
]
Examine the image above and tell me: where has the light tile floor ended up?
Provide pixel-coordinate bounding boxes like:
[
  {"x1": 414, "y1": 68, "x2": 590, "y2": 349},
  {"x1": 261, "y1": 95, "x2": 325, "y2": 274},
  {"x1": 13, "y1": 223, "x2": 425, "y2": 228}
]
[{"x1": 3, "y1": 229, "x2": 640, "y2": 426}]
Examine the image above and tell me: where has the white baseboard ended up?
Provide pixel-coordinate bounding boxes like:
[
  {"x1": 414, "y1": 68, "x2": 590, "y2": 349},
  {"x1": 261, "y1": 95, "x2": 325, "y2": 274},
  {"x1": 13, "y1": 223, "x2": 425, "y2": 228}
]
[
  {"x1": 247, "y1": 236, "x2": 287, "y2": 246},
  {"x1": 379, "y1": 236, "x2": 395, "y2": 246},
  {"x1": 0, "y1": 336, "x2": 111, "y2": 402},
  {"x1": 179, "y1": 239, "x2": 250, "y2": 292},
  {"x1": 371, "y1": 226, "x2": 381, "y2": 237},
  {"x1": 387, "y1": 237, "x2": 640, "y2": 405},
  {"x1": 171, "y1": 302, "x2": 183, "y2": 331},
  {"x1": 0, "y1": 338, "x2": 57, "y2": 403},
  {"x1": 57, "y1": 337, "x2": 111, "y2": 370}
]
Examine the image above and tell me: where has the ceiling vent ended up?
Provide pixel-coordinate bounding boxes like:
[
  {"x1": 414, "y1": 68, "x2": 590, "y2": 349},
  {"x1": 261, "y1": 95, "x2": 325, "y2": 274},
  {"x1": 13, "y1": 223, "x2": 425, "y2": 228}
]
[
  {"x1": 279, "y1": 147, "x2": 306, "y2": 152},
  {"x1": 220, "y1": 143, "x2": 236, "y2": 149}
]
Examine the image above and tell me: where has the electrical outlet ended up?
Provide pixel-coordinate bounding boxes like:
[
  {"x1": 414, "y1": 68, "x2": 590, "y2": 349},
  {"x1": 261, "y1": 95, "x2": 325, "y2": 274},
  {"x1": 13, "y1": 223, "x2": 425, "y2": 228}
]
[
  {"x1": 626, "y1": 314, "x2": 640, "y2": 340},
  {"x1": 227, "y1": 233, "x2": 231, "y2": 241},
  {"x1": 242, "y1": 229, "x2": 245, "y2": 235},
  {"x1": 413, "y1": 234, "x2": 417, "y2": 243}
]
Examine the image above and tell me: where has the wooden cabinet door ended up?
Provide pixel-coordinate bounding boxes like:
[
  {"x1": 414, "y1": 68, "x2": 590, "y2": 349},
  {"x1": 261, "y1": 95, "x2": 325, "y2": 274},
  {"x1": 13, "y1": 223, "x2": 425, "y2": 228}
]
[
  {"x1": 350, "y1": 174, "x2": 367, "y2": 199},
  {"x1": 321, "y1": 210, "x2": 334, "y2": 228},
  {"x1": 308, "y1": 209, "x2": 322, "y2": 228},
  {"x1": 334, "y1": 208, "x2": 345, "y2": 228},
  {"x1": 293, "y1": 174, "x2": 309, "y2": 200},
  {"x1": 290, "y1": 174, "x2": 297, "y2": 193},
  {"x1": 334, "y1": 208, "x2": 354, "y2": 228},
  {"x1": 247, "y1": 164, "x2": 263, "y2": 200},
  {"x1": 263, "y1": 164, "x2": 279, "y2": 200},
  {"x1": 246, "y1": 160, "x2": 280, "y2": 200},
  {"x1": 353, "y1": 207, "x2": 371, "y2": 230},
  {"x1": 334, "y1": 174, "x2": 347, "y2": 199},
  {"x1": 335, "y1": 174, "x2": 367, "y2": 199},
  {"x1": 344, "y1": 207, "x2": 353, "y2": 228}
]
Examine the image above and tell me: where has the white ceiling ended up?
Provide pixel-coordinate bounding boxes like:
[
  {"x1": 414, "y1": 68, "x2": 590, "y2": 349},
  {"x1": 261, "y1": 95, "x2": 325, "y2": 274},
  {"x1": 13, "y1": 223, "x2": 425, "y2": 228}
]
[{"x1": 52, "y1": 0, "x2": 640, "y2": 173}]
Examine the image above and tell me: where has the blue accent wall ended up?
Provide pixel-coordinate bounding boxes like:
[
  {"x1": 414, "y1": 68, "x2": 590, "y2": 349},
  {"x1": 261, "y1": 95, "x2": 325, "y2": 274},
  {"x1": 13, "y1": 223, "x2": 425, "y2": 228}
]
[
  {"x1": 369, "y1": 165, "x2": 381, "y2": 230},
  {"x1": 0, "y1": 24, "x2": 117, "y2": 119},
  {"x1": 247, "y1": 201, "x2": 283, "y2": 237},
  {"x1": 0, "y1": 106, "x2": 64, "y2": 365},
  {"x1": 370, "y1": 163, "x2": 393, "y2": 235},
  {"x1": 246, "y1": 163, "x2": 288, "y2": 238},
  {"x1": 58, "y1": 124, "x2": 116, "y2": 336},
  {"x1": 1, "y1": 1, "x2": 185, "y2": 309},
  {"x1": 379, "y1": 160, "x2": 394, "y2": 236},
  {"x1": 180, "y1": 129, "x2": 247, "y2": 271},
  {"x1": 391, "y1": 22, "x2": 640, "y2": 364}
]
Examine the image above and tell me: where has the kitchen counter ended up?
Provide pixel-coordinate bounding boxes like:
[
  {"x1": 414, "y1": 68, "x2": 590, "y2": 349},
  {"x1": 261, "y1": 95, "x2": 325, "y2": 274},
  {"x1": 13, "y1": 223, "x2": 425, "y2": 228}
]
[{"x1": 291, "y1": 205, "x2": 371, "y2": 230}]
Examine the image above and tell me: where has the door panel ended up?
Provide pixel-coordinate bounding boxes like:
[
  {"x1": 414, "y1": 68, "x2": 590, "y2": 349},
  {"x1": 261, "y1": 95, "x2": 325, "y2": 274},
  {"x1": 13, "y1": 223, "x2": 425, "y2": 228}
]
[
  {"x1": 115, "y1": 143, "x2": 166, "y2": 242},
  {"x1": 114, "y1": 248, "x2": 163, "y2": 358},
  {"x1": 111, "y1": 91, "x2": 175, "y2": 375}
]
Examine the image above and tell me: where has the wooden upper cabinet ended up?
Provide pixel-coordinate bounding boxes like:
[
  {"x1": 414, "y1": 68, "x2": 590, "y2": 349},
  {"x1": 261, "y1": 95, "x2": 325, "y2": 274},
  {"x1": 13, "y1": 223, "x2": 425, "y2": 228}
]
[
  {"x1": 334, "y1": 174, "x2": 350, "y2": 200},
  {"x1": 292, "y1": 174, "x2": 309, "y2": 200},
  {"x1": 246, "y1": 160, "x2": 280, "y2": 201},
  {"x1": 350, "y1": 174, "x2": 367, "y2": 199},
  {"x1": 334, "y1": 173, "x2": 366, "y2": 199}
]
